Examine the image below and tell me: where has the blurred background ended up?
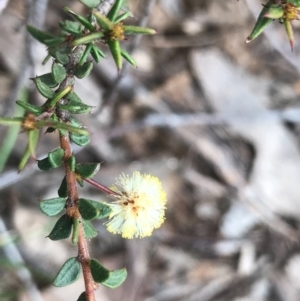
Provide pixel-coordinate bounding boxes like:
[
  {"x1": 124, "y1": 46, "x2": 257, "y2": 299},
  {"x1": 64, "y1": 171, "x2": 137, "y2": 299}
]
[{"x1": 2, "y1": 0, "x2": 300, "y2": 300}]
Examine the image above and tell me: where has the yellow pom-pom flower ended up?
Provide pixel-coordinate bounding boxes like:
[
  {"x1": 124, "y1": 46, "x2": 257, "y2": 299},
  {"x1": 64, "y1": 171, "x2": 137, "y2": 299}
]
[{"x1": 106, "y1": 171, "x2": 167, "y2": 239}]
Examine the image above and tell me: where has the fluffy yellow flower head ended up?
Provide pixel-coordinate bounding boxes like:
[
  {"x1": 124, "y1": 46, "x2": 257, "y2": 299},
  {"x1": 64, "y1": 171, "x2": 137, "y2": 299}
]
[{"x1": 106, "y1": 171, "x2": 167, "y2": 239}]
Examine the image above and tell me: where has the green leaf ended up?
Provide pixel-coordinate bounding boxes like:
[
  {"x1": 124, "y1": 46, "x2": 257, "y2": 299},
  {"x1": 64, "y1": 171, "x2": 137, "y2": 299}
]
[
  {"x1": 18, "y1": 129, "x2": 39, "y2": 172},
  {"x1": 55, "y1": 50, "x2": 70, "y2": 65},
  {"x1": 58, "y1": 102, "x2": 93, "y2": 114},
  {"x1": 0, "y1": 89, "x2": 26, "y2": 173},
  {"x1": 48, "y1": 148, "x2": 64, "y2": 168},
  {"x1": 66, "y1": 91, "x2": 82, "y2": 102},
  {"x1": 107, "y1": 0, "x2": 124, "y2": 22},
  {"x1": 246, "y1": 0, "x2": 274, "y2": 43},
  {"x1": 40, "y1": 197, "x2": 66, "y2": 216},
  {"x1": 80, "y1": 43, "x2": 93, "y2": 65},
  {"x1": 0, "y1": 117, "x2": 23, "y2": 126},
  {"x1": 59, "y1": 20, "x2": 83, "y2": 36},
  {"x1": 264, "y1": 4, "x2": 284, "y2": 19},
  {"x1": 90, "y1": 259, "x2": 109, "y2": 283},
  {"x1": 38, "y1": 73, "x2": 58, "y2": 88},
  {"x1": 27, "y1": 24, "x2": 55, "y2": 45},
  {"x1": 124, "y1": 25, "x2": 156, "y2": 35},
  {"x1": 28, "y1": 129, "x2": 39, "y2": 158},
  {"x1": 72, "y1": 32, "x2": 104, "y2": 46},
  {"x1": 78, "y1": 0, "x2": 101, "y2": 8},
  {"x1": 53, "y1": 257, "x2": 81, "y2": 287},
  {"x1": 78, "y1": 198, "x2": 98, "y2": 220},
  {"x1": 70, "y1": 132, "x2": 90, "y2": 146},
  {"x1": 90, "y1": 45, "x2": 106, "y2": 63},
  {"x1": 52, "y1": 63, "x2": 67, "y2": 84},
  {"x1": 37, "y1": 156, "x2": 53, "y2": 171},
  {"x1": 89, "y1": 200, "x2": 112, "y2": 219},
  {"x1": 33, "y1": 77, "x2": 55, "y2": 99},
  {"x1": 102, "y1": 268, "x2": 127, "y2": 288},
  {"x1": 69, "y1": 116, "x2": 83, "y2": 128},
  {"x1": 74, "y1": 62, "x2": 93, "y2": 79},
  {"x1": 43, "y1": 37, "x2": 65, "y2": 47},
  {"x1": 77, "y1": 292, "x2": 87, "y2": 301},
  {"x1": 75, "y1": 163, "x2": 100, "y2": 178},
  {"x1": 35, "y1": 120, "x2": 88, "y2": 135},
  {"x1": 64, "y1": 7, "x2": 95, "y2": 31},
  {"x1": 82, "y1": 219, "x2": 98, "y2": 238},
  {"x1": 93, "y1": 10, "x2": 113, "y2": 30},
  {"x1": 121, "y1": 48, "x2": 136, "y2": 67},
  {"x1": 48, "y1": 214, "x2": 73, "y2": 240},
  {"x1": 114, "y1": 11, "x2": 130, "y2": 23},
  {"x1": 58, "y1": 176, "x2": 68, "y2": 198},
  {"x1": 47, "y1": 86, "x2": 73, "y2": 109},
  {"x1": 42, "y1": 54, "x2": 51, "y2": 65},
  {"x1": 72, "y1": 218, "x2": 79, "y2": 244},
  {"x1": 68, "y1": 155, "x2": 76, "y2": 172},
  {"x1": 108, "y1": 40, "x2": 122, "y2": 71},
  {"x1": 16, "y1": 101, "x2": 43, "y2": 114}
]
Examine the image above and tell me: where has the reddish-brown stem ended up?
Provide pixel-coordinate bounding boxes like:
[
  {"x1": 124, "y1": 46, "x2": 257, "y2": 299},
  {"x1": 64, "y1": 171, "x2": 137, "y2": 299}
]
[
  {"x1": 83, "y1": 177, "x2": 121, "y2": 197},
  {"x1": 60, "y1": 133, "x2": 96, "y2": 301}
]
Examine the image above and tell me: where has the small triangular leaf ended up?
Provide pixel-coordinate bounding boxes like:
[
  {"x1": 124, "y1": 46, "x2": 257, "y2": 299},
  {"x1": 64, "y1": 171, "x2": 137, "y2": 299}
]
[
  {"x1": 74, "y1": 62, "x2": 93, "y2": 79},
  {"x1": 55, "y1": 50, "x2": 69, "y2": 65},
  {"x1": 102, "y1": 268, "x2": 127, "y2": 288},
  {"x1": 82, "y1": 219, "x2": 98, "y2": 238},
  {"x1": 48, "y1": 148, "x2": 64, "y2": 168},
  {"x1": 37, "y1": 73, "x2": 58, "y2": 88},
  {"x1": 58, "y1": 176, "x2": 68, "y2": 197},
  {"x1": 70, "y1": 133, "x2": 90, "y2": 146},
  {"x1": 90, "y1": 259, "x2": 110, "y2": 283},
  {"x1": 89, "y1": 200, "x2": 112, "y2": 219},
  {"x1": 66, "y1": 91, "x2": 83, "y2": 103},
  {"x1": 75, "y1": 163, "x2": 100, "y2": 178},
  {"x1": 33, "y1": 77, "x2": 55, "y2": 99},
  {"x1": 37, "y1": 156, "x2": 53, "y2": 171},
  {"x1": 40, "y1": 197, "x2": 66, "y2": 216},
  {"x1": 52, "y1": 63, "x2": 67, "y2": 84},
  {"x1": 59, "y1": 20, "x2": 83, "y2": 36},
  {"x1": 78, "y1": 198, "x2": 98, "y2": 220},
  {"x1": 48, "y1": 214, "x2": 73, "y2": 240},
  {"x1": 53, "y1": 257, "x2": 81, "y2": 287}
]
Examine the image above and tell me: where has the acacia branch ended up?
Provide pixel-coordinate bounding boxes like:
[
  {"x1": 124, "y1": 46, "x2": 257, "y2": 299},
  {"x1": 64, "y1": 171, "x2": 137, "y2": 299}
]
[{"x1": 60, "y1": 133, "x2": 96, "y2": 301}]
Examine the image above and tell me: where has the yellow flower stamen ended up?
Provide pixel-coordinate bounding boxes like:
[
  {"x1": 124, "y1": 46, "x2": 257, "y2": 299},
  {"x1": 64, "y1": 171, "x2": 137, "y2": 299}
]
[
  {"x1": 106, "y1": 171, "x2": 167, "y2": 239},
  {"x1": 109, "y1": 22, "x2": 125, "y2": 41},
  {"x1": 284, "y1": 3, "x2": 299, "y2": 21}
]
